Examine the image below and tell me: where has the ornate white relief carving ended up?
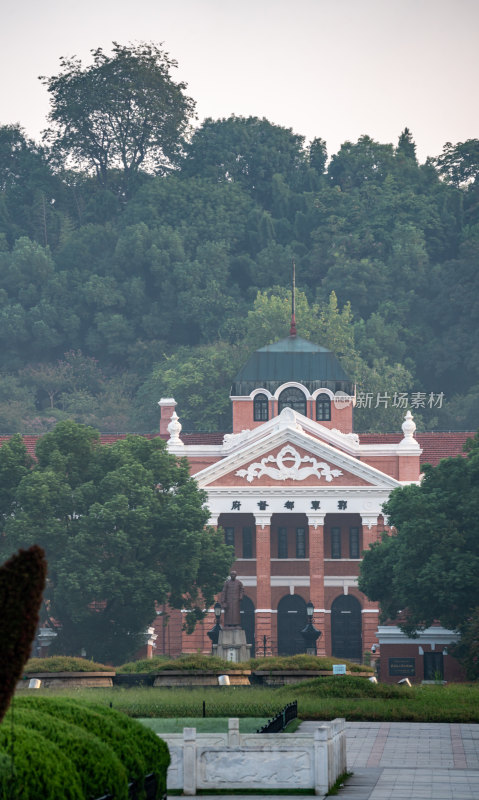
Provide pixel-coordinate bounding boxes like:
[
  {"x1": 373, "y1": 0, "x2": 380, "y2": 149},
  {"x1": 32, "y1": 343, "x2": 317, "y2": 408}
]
[
  {"x1": 236, "y1": 445, "x2": 343, "y2": 483},
  {"x1": 200, "y1": 748, "x2": 311, "y2": 785}
]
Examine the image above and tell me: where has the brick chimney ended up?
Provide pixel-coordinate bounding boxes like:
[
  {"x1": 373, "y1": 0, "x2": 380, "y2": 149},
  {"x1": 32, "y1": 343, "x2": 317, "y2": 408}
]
[{"x1": 158, "y1": 398, "x2": 177, "y2": 436}]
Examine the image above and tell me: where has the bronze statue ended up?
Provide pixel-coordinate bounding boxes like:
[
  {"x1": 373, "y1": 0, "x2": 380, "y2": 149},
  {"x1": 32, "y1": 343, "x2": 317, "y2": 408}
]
[{"x1": 220, "y1": 570, "x2": 244, "y2": 628}]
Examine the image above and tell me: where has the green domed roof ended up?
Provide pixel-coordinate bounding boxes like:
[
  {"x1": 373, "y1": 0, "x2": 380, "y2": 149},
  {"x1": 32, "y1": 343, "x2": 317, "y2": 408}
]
[{"x1": 231, "y1": 336, "x2": 353, "y2": 396}]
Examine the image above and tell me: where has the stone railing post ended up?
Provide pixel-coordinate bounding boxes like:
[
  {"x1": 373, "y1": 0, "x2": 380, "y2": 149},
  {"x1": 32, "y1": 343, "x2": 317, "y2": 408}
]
[
  {"x1": 314, "y1": 725, "x2": 330, "y2": 796},
  {"x1": 228, "y1": 717, "x2": 240, "y2": 747},
  {"x1": 183, "y1": 727, "x2": 197, "y2": 795}
]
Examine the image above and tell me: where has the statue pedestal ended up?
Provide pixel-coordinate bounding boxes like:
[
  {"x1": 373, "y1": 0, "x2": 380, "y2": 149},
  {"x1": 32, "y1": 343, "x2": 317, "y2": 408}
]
[{"x1": 213, "y1": 628, "x2": 251, "y2": 663}]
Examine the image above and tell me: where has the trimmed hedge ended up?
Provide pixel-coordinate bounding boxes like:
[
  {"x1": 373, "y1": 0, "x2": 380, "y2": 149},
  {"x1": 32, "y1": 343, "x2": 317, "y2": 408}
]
[
  {"x1": 249, "y1": 654, "x2": 374, "y2": 673},
  {"x1": 83, "y1": 702, "x2": 170, "y2": 799},
  {"x1": 13, "y1": 707, "x2": 128, "y2": 800},
  {"x1": 15, "y1": 697, "x2": 170, "y2": 798},
  {"x1": 118, "y1": 653, "x2": 242, "y2": 673},
  {"x1": 0, "y1": 723, "x2": 83, "y2": 800},
  {"x1": 24, "y1": 655, "x2": 113, "y2": 673},
  {"x1": 116, "y1": 652, "x2": 373, "y2": 674}
]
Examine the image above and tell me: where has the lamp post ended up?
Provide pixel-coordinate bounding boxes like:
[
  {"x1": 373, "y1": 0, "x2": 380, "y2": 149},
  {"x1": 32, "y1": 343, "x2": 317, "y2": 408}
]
[
  {"x1": 301, "y1": 602, "x2": 321, "y2": 655},
  {"x1": 207, "y1": 602, "x2": 222, "y2": 650}
]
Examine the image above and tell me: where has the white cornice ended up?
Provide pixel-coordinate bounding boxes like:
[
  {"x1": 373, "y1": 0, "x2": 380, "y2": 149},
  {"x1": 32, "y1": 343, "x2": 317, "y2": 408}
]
[
  {"x1": 377, "y1": 625, "x2": 459, "y2": 645},
  {"x1": 174, "y1": 409, "x2": 422, "y2": 462},
  {"x1": 205, "y1": 485, "x2": 391, "y2": 496}
]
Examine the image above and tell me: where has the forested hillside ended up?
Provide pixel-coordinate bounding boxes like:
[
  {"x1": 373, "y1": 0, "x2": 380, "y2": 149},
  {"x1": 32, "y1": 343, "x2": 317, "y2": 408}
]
[{"x1": 0, "y1": 43, "x2": 478, "y2": 434}]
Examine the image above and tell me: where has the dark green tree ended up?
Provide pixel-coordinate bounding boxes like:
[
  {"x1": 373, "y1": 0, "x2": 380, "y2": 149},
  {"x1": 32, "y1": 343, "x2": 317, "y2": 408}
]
[
  {"x1": 41, "y1": 42, "x2": 195, "y2": 193},
  {"x1": 434, "y1": 139, "x2": 479, "y2": 187},
  {"x1": 396, "y1": 127, "x2": 417, "y2": 163},
  {"x1": 182, "y1": 116, "x2": 309, "y2": 208},
  {"x1": 0, "y1": 422, "x2": 233, "y2": 662},
  {"x1": 358, "y1": 433, "x2": 479, "y2": 675}
]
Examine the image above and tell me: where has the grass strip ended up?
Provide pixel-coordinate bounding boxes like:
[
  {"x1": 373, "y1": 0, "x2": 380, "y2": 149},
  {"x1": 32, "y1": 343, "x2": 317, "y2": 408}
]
[{"x1": 16, "y1": 679, "x2": 479, "y2": 723}]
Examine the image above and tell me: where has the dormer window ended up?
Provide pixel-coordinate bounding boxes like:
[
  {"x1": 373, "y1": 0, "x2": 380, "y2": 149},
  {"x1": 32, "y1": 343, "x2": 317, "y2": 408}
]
[
  {"x1": 254, "y1": 393, "x2": 269, "y2": 421},
  {"x1": 316, "y1": 394, "x2": 331, "y2": 421},
  {"x1": 278, "y1": 386, "x2": 307, "y2": 415}
]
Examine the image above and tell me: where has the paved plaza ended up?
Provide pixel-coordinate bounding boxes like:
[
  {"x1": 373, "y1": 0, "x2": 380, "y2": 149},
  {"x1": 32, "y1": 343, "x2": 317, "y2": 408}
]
[
  {"x1": 171, "y1": 721, "x2": 479, "y2": 799},
  {"x1": 300, "y1": 720, "x2": 479, "y2": 799}
]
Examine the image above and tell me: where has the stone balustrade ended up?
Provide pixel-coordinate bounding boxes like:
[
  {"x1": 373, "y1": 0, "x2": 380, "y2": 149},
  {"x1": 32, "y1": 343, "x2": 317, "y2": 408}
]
[{"x1": 160, "y1": 717, "x2": 346, "y2": 796}]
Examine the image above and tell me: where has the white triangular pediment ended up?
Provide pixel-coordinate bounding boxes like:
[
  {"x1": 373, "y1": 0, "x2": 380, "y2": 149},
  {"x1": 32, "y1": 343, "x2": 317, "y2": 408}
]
[
  {"x1": 194, "y1": 413, "x2": 400, "y2": 490},
  {"x1": 221, "y1": 407, "x2": 362, "y2": 457}
]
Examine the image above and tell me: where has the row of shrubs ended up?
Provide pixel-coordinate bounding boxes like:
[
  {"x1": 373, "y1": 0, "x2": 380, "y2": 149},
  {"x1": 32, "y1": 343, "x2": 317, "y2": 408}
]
[
  {"x1": 0, "y1": 696, "x2": 169, "y2": 799},
  {"x1": 24, "y1": 653, "x2": 374, "y2": 674}
]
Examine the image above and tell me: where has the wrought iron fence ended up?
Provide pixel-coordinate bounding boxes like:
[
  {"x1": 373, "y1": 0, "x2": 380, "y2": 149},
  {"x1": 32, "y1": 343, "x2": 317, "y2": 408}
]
[{"x1": 256, "y1": 700, "x2": 297, "y2": 733}]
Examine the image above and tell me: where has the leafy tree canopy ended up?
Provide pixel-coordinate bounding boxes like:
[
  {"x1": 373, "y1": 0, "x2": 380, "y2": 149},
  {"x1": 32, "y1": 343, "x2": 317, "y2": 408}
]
[
  {"x1": 41, "y1": 42, "x2": 195, "y2": 192},
  {"x1": 0, "y1": 45, "x2": 477, "y2": 433},
  {"x1": 358, "y1": 433, "x2": 479, "y2": 675},
  {"x1": 182, "y1": 116, "x2": 310, "y2": 208},
  {"x1": 0, "y1": 421, "x2": 233, "y2": 662},
  {"x1": 434, "y1": 139, "x2": 479, "y2": 187}
]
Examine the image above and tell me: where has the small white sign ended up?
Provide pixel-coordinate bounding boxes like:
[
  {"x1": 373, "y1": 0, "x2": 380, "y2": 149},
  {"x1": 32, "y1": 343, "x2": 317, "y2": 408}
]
[{"x1": 333, "y1": 664, "x2": 347, "y2": 675}]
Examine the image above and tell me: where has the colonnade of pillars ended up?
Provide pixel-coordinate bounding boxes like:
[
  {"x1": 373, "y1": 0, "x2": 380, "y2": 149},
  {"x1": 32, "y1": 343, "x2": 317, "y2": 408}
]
[{"x1": 210, "y1": 512, "x2": 382, "y2": 657}]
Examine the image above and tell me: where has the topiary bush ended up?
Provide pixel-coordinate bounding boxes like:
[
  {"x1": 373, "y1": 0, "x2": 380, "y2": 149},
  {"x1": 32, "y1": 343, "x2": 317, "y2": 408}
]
[
  {"x1": 0, "y1": 546, "x2": 47, "y2": 722},
  {"x1": 12, "y1": 707, "x2": 128, "y2": 800},
  {"x1": 0, "y1": 724, "x2": 83, "y2": 800},
  {"x1": 24, "y1": 655, "x2": 113, "y2": 673}
]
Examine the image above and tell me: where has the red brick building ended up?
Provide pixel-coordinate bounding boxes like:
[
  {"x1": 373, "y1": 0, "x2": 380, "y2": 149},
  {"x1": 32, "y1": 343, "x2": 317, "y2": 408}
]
[
  {"x1": 4, "y1": 332, "x2": 473, "y2": 674},
  {"x1": 153, "y1": 333, "x2": 474, "y2": 666}
]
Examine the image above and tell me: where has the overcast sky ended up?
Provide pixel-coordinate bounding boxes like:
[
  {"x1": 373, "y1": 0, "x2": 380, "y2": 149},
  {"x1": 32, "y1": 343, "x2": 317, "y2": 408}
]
[{"x1": 1, "y1": 0, "x2": 477, "y2": 163}]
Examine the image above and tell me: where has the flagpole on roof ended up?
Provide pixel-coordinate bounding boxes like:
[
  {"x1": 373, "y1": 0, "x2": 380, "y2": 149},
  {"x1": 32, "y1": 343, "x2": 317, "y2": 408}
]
[{"x1": 290, "y1": 261, "x2": 297, "y2": 337}]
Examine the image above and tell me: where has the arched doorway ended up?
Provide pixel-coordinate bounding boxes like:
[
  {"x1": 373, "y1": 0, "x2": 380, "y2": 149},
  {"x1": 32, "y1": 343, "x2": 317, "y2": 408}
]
[
  {"x1": 240, "y1": 596, "x2": 255, "y2": 657},
  {"x1": 331, "y1": 594, "x2": 362, "y2": 661},
  {"x1": 277, "y1": 594, "x2": 308, "y2": 655}
]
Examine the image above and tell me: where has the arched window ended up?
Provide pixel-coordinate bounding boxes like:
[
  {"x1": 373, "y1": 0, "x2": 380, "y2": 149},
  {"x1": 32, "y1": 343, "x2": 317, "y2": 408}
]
[
  {"x1": 316, "y1": 394, "x2": 331, "y2": 421},
  {"x1": 278, "y1": 386, "x2": 307, "y2": 415},
  {"x1": 253, "y1": 393, "x2": 269, "y2": 421}
]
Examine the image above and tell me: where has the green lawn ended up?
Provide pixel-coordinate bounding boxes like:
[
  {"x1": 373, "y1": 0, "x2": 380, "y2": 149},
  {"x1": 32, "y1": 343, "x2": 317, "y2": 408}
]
[
  {"x1": 16, "y1": 678, "x2": 479, "y2": 723},
  {"x1": 139, "y1": 717, "x2": 269, "y2": 733}
]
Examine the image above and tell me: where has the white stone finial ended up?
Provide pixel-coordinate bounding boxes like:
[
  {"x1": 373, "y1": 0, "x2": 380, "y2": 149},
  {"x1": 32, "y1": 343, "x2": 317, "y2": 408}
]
[
  {"x1": 397, "y1": 409, "x2": 420, "y2": 452},
  {"x1": 402, "y1": 409, "x2": 416, "y2": 440},
  {"x1": 167, "y1": 410, "x2": 184, "y2": 446}
]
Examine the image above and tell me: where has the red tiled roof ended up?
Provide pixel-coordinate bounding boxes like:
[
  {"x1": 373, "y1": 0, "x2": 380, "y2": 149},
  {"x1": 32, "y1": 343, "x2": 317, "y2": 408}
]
[
  {"x1": 359, "y1": 431, "x2": 475, "y2": 466},
  {"x1": 180, "y1": 432, "x2": 226, "y2": 445},
  {"x1": 0, "y1": 435, "x2": 41, "y2": 458},
  {"x1": 0, "y1": 430, "x2": 474, "y2": 466}
]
